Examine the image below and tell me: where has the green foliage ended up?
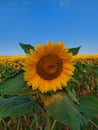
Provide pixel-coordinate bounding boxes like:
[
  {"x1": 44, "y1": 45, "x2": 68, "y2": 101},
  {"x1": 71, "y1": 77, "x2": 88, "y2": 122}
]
[
  {"x1": 0, "y1": 44, "x2": 98, "y2": 129},
  {"x1": 19, "y1": 43, "x2": 34, "y2": 54},
  {"x1": 0, "y1": 64, "x2": 22, "y2": 83},
  {"x1": 0, "y1": 96, "x2": 34, "y2": 118},
  {"x1": 52, "y1": 121, "x2": 62, "y2": 130},
  {"x1": 69, "y1": 46, "x2": 81, "y2": 55},
  {"x1": 0, "y1": 72, "x2": 33, "y2": 95},
  {"x1": 46, "y1": 93, "x2": 84, "y2": 130},
  {"x1": 79, "y1": 96, "x2": 98, "y2": 118},
  {"x1": 65, "y1": 87, "x2": 79, "y2": 105}
]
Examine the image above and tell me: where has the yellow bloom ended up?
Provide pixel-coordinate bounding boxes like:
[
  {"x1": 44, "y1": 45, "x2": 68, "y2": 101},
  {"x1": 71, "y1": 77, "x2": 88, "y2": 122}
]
[
  {"x1": 80, "y1": 58, "x2": 85, "y2": 64},
  {"x1": 42, "y1": 93, "x2": 62, "y2": 107},
  {"x1": 23, "y1": 41, "x2": 75, "y2": 93},
  {"x1": 13, "y1": 63, "x2": 20, "y2": 70},
  {"x1": 87, "y1": 60, "x2": 92, "y2": 65}
]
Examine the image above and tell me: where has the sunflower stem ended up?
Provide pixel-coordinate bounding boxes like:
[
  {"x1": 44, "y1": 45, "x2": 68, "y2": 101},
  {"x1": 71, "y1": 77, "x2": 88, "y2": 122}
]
[
  {"x1": 17, "y1": 117, "x2": 20, "y2": 130},
  {"x1": 0, "y1": 118, "x2": 6, "y2": 129},
  {"x1": 45, "y1": 111, "x2": 51, "y2": 130},
  {"x1": 51, "y1": 120, "x2": 57, "y2": 130},
  {"x1": 89, "y1": 120, "x2": 98, "y2": 129}
]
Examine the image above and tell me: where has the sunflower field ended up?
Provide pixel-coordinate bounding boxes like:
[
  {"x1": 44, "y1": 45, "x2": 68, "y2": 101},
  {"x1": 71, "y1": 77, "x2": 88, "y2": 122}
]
[{"x1": 0, "y1": 42, "x2": 98, "y2": 130}]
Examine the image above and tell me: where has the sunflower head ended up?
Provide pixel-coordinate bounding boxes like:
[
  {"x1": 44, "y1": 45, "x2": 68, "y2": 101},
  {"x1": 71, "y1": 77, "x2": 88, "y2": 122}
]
[
  {"x1": 23, "y1": 41, "x2": 75, "y2": 93},
  {"x1": 87, "y1": 60, "x2": 92, "y2": 65},
  {"x1": 13, "y1": 63, "x2": 20, "y2": 70}
]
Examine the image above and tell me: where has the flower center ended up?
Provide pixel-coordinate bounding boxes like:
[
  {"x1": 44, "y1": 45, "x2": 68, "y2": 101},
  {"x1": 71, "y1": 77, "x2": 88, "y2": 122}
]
[{"x1": 36, "y1": 54, "x2": 63, "y2": 80}]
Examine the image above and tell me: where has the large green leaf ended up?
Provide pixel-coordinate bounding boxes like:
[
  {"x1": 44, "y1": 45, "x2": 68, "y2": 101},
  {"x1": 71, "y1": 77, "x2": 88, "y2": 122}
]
[
  {"x1": 69, "y1": 46, "x2": 81, "y2": 55},
  {"x1": 0, "y1": 72, "x2": 33, "y2": 95},
  {"x1": 79, "y1": 96, "x2": 98, "y2": 118},
  {"x1": 0, "y1": 96, "x2": 34, "y2": 118},
  {"x1": 45, "y1": 93, "x2": 84, "y2": 130},
  {"x1": 19, "y1": 42, "x2": 34, "y2": 54}
]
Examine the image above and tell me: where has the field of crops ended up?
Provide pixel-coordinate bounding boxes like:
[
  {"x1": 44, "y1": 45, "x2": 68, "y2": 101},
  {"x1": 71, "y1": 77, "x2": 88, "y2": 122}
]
[
  {"x1": 0, "y1": 54, "x2": 98, "y2": 98},
  {"x1": 0, "y1": 54, "x2": 98, "y2": 130}
]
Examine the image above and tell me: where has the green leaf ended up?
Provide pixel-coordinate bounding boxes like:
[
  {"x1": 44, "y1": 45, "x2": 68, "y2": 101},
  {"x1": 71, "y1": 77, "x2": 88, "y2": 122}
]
[
  {"x1": 46, "y1": 93, "x2": 84, "y2": 130},
  {"x1": 79, "y1": 96, "x2": 98, "y2": 118},
  {"x1": 71, "y1": 77, "x2": 79, "y2": 84},
  {"x1": 0, "y1": 96, "x2": 34, "y2": 118},
  {"x1": 19, "y1": 42, "x2": 34, "y2": 54},
  {"x1": 66, "y1": 88, "x2": 79, "y2": 105},
  {"x1": 69, "y1": 46, "x2": 81, "y2": 55},
  {"x1": 0, "y1": 72, "x2": 33, "y2": 95}
]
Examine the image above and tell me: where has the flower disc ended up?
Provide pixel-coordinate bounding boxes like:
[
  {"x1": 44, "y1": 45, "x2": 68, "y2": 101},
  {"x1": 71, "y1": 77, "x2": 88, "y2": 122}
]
[{"x1": 36, "y1": 54, "x2": 63, "y2": 80}]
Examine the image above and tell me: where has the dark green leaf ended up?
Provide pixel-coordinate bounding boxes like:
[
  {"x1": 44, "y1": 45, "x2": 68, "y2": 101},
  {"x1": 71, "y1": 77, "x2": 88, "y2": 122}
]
[
  {"x1": 0, "y1": 96, "x2": 34, "y2": 118},
  {"x1": 46, "y1": 93, "x2": 84, "y2": 130},
  {"x1": 79, "y1": 96, "x2": 98, "y2": 118},
  {"x1": 19, "y1": 42, "x2": 34, "y2": 54},
  {"x1": 69, "y1": 46, "x2": 81, "y2": 55},
  {"x1": 0, "y1": 72, "x2": 33, "y2": 95}
]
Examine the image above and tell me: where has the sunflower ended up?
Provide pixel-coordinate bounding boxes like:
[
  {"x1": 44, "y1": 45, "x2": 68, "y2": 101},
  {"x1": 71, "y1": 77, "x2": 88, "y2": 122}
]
[
  {"x1": 23, "y1": 41, "x2": 75, "y2": 93},
  {"x1": 13, "y1": 63, "x2": 20, "y2": 70},
  {"x1": 87, "y1": 60, "x2": 92, "y2": 65}
]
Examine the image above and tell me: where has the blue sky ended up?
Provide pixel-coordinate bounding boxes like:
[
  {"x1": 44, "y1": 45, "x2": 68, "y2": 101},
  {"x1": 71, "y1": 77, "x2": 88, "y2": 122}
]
[{"x1": 0, "y1": 0, "x2": 98, "y2": 55}]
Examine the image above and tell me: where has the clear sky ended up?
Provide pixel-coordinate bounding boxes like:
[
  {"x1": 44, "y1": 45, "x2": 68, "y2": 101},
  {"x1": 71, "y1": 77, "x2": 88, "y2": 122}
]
[{"x1": 0, "y1": 0, "x2": 98, "y2": 55}]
